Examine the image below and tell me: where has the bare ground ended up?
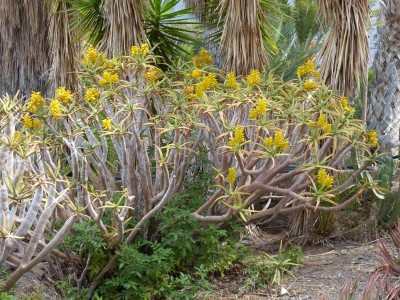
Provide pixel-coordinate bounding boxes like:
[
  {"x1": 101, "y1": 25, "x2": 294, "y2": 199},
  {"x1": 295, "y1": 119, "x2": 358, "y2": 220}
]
[{"x1": 207, "y1": 235, "x2": 400, "y2": 300}]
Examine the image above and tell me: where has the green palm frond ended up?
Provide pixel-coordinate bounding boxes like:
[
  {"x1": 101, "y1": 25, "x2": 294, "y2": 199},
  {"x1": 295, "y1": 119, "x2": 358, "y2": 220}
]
[
  {"x1": 267, "y1": 0, "x2": 322, "y2": 80},
  {"x1": 144, "y1": 0, "x2": 200, "y2": 65},
  {"x1": 61, "y1": 0, "x2": 106, "y2": 47}
]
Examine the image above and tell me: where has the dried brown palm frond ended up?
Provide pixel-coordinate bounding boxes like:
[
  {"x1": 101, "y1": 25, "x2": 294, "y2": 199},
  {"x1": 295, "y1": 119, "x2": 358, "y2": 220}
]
[
  {"x1": 101, "y1": 0, "x2": 147, "y2": 56},
  {"x1": 0, "y1": 0, "x2": 51, "y2": 97},
  {"x1": 219, "y1": 0, "x2": 268, "y2": 75},
  {"x1": 48, "y1": 0, "x2": 80, "y2": 91},
  {"x1": 318, "y1": 0, "x2": 370, "y2": 113}
]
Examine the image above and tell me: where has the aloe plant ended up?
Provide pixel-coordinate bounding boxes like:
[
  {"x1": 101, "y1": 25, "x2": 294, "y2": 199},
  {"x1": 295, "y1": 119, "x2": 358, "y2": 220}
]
[{"x1": 367, "y1": 156, "x2": 400, "y2": 229}]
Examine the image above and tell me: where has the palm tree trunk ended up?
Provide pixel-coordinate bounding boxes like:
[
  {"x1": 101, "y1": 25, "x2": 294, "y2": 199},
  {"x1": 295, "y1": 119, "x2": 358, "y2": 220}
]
[
  {"x1": 367, "y1": 0, "x2": 400, "y2": 153},
  {"x1": 48, "y1": 0, "x2": 80, "y2": 90},
  {"x1": 0, "y1": 0, "x2": 51, "y2": 97},
  {"x1": 0, "y1": 1, "x2": 79, "y2": 97},
  {"x1": 318, "y1": 0, "x2": 370, "y2": 109},
  {"x1": 219, "y1": 0, "x2": 268, "y2": 75},
  {"x1": 101, "y1": 0, "x2": 146, "y2": 56}
]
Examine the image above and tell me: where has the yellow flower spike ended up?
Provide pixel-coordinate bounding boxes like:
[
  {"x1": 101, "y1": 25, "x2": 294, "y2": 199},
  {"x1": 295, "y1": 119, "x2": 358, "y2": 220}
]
[
  {"x1": 23, "y1": 115, "x2": 33, "y2": 128},
  {"x1": 226, "y1": 72, "x2": 238, "y2": 89},
  {"x1": 55, "y1": 87, "x2": 73, "y2": 103},
  {"x1": 102, "y1": 118, "x2": 112, "y2": 131},
  {"x1": 297, "y1": 59, "x2": 316, "y2": 78},
  {"x1": 227, "y1": 167, "x2": 236, "y2": 184},
  {"x1": 105, "y1": 58, "x2": 119, "y2": 69},
  {"x1": 140, "y1": 43, "x2": 149, "y2": 56},
  {"x1": 256, "y1": 98, "x2": 267, "y2": 115},
  {"x1": 143, "y1": 67, "x2": 160, "y2": 84},
  {"x1": 247, "y1": 69, "x2": 261, "y2": 86},
  {"x1": 228, "y1": 126, "x2": 245, "y2": 148},
  {"x1": 49, "y1": 100, "x2": 62, "y2": 119},
  {"x1": 249, "y1": 108, "x2": 258, "y2": 120},
  {"x1": 191, "y1": 49, "x2": 212, "y2": 67},
  {"x1": 27, "y1": 91, "x2": 45, "y2": 113},
  {"x1": 304, "y1": 80, "x2": 317, "y2": 92},
  {"x1": 322, "y1": 123, "x2": 332, "y2": 133},
  {"x1": 204, "y1": 73, "x2": 218, "y2": 88},
  {"x1": 102, "y1": 71, "x2": 119, "y2": 84},
  {"x1": 264, "y1": 136, "x2": 273, "y2": 147},
  {"x1": 274, "y1": 131, "x2": 289, "y2": 151},
  {"x1": 317, "y1": 169, "x2": 334, "y2": 189},
  {"x1": 316, "y1": 114, "x2": 327, "y2": 128},
  {"x1": 367, "y1": 131, "x2": 378, "y2": 147},
  {"x1": 184, "y1": 86, "x2": 195, "y2": 98},
  {"x1": 195, "y1": 81, "x2": 206, "y2": 97},
  {"x1": 249, "y1": 98, "x2": 267, "y2": 119},
  {"x1": 83, "y1": 47, "x2": 98, "y2": 65},
  {"x1": 131, "y1": 45, "x2": 140, "y2": 56},
  {"x1": 198, "y1": 49, "x2": 212, "y2": 65},
  {"x1": 32, "y1": 119, "x2": 41, "y2": 130},
  {"x1": 307, "y1": 120, "x2": 316, "y2": 127},
  {"x1": 190, "y1": 69, "x2": 202, "y2": 79},
  {"x1": 339, "y1": 96, "x2": 355, "y2": 114},
  {"x1": 85, "y1": 88, "x2": 100, "y2": 102}
]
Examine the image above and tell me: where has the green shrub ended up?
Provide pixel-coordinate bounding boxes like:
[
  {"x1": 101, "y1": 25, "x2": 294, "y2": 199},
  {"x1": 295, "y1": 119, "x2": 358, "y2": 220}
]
[{"x1": 241, "y1": 243, "x2": 303, "y2": 292}]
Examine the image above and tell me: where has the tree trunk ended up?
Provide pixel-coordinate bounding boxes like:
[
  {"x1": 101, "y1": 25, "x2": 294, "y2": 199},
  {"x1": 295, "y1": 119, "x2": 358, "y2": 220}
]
[
  {"x1": 0, "y1": 1, "x2": 51, "y2": 97},
  {"x1": 0, "y1": 1, "x2": 78, "y2": 98},
  {"x1": 367, "y1": 0, "x2": 400, "y2": 153}
]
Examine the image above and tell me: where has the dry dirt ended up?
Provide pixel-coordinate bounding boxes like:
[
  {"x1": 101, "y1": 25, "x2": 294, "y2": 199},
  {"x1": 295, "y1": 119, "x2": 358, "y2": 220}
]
[{"x1": 207, "y1": 235, "x2": 400, "y2": 300}]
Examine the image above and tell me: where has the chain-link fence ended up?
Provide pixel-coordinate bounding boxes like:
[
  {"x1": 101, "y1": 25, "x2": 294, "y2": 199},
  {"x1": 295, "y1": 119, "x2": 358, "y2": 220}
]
[{"x1": 366, "y1": 2, "x2": 400, "y2": 155}]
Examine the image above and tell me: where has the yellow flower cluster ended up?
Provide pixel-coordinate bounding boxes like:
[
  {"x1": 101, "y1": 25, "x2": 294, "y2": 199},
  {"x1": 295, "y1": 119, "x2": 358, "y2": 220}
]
[
  {"x1": 249, "y1": 98, "x2": 267, "y2": 119},
  {"x1": 23, "y1": 115, "x2": 41, "y2": 129},
  {"x1": 192, "y1": 49, "x2": 212, "y2": 67},
  {"x1": 228, "y1": 126, "x2": 245, "y2": 148},
  {"x1": 105, "y1": 58, "x2": 119, "y2": 69},
  {"x1": 131, "y1": 43, "x2": 150, "y2": 56},
  {"x1": 195, "y1": 73, "x2": 218, "y2": 97},
  {"x1": 190, "y1": 68, "x2": 202, "y2": 79},
  {"x1": 247, "y1": 69, "x2": 261, "y2": 86},
  {"x1": 184, "y1": 86, "x2": 196, "y2": 99},
  {"x1": 82, "y1": 47, "x2": 106, "y2": 66},
  {"x1": 50, "y1": 100, "x2": 62, "y2": 119},
  {"x1": 99, "y1": 71, "x2": 119, "y2": 86},
  {"x1": 339, "y1": 97, "x2": 355, "y2": 114},
  {"x1": 367, "y1": 131, "x2": 378, "y2": 147},
  {"x1": 304, "y1": 80, "x2": 317, "y2": 92},
  {"x1": 27, "y1": 91, "x2": 45, "y2": 113},
  {"x1": 226, "y1": 72, "x2": 239, "y2": 89},
  {"x1": 316, "y1": 169, "x2": 334, "y2": 189},
  {"x1": 55, "y1": 87, "x2": 73, "y2": 103},
  {"x1": 143, "y1": 67, "x2": 160, "y2": 84},
  {"x1": 23, "y1": 115, "x2": 32, "y2": 128},
  {"x1": 83, "y1": 47, "x2": 98, "y2": 65},
  {"x1": 85, "y1": 88, "x2": 100, "y2": 102},
  {"x1": 297, "y1": 59, "x2": 315, "y2": 77},
  {"x1": 102, "y1": 118, "x2": 112, "y2": 131},
  {"x1": 227, "y1": 167, "x2": 236, "y2": 184},
  {"x1": 297, "y1": 59, "x2": 320, "y2": 78},
  {"x1": 264, "y1": 131, "x2": 289, "y2": 152},
  {"x1": 316, "y1": 114, "x2": 332, "y2": 133}
]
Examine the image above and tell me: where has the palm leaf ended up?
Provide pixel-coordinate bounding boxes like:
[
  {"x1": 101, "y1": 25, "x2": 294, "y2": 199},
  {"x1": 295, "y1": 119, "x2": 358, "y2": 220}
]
[{"x1": 144, "y1": 0, "x2": 200, "y2": 65}]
